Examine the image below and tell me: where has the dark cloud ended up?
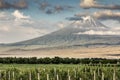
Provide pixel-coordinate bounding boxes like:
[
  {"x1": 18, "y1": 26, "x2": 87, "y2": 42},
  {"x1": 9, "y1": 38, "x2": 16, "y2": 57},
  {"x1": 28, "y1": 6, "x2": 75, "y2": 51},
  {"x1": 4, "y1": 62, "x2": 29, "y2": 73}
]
[
  {"x1": 38, "y1": 1, "x2": 74, "y2": 14},
  {"x1": 80, "y1": 0, "x2": 120, "y2": 10},
  {"x1": 54, "y1": 5, "x2": 64, "y2": 12},
  {"x1": 65, "y1": 5, "x2": 74, "y2": 9},
  {"x1": 13, "y1": 0, "x2": 27, "y2": 9},
  {"x1": 0, "y1": 0, "x2": 11, "y2": 9},
  {"x1": 66, "y1": 17, "x2": 82, "y2": 21},
  {"x1": 45, "y1": 9, "x2": 54, "y2": 14},
  {"x1": 54, "y1": 5, "x2": 74, "y2": 13},
  {"x1": 39, "y1": 1, "x2": 50, "y2": 10},
  {"x1": 0, "y1": 0, "x2": 27, "y2": 9}
]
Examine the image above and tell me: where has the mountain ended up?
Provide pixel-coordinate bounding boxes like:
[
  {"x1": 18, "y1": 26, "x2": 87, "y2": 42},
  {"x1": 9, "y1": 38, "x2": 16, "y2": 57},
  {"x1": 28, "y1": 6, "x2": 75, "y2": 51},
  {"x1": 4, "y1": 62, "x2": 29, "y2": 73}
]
[
  {"x1": 72, "y1": 16, "x2": 108, "y2": 31},
  {"x1": 8, "y1": 16, "x2": 120, "y2": 47}
]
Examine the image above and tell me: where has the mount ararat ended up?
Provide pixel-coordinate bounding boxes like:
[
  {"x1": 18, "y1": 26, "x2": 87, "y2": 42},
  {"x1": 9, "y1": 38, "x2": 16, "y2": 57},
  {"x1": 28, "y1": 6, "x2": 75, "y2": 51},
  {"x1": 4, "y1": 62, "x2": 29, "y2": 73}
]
[{"x1": 5, "y1": 16, "x2": 120, "y2": 48}]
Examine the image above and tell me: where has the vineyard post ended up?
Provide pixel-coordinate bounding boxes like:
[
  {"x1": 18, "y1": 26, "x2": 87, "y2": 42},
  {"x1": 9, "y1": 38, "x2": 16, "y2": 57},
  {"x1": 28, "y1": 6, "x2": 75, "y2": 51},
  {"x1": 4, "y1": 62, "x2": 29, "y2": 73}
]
[
  {"x1": 102, "y1": 72, "x2": 104, "y2": 80},
  {"x1": 12, "y1": 71, "x2": 15, "y2": 80},
  {"x1": 8, "y1": 71, "x2": 10, "y2": 80},
  {"x1": 79, "y1": 78, "x2": 82, "y2": 80},
  {"x1": 94, "y1": 71, "x2": 96, "y2": 80},
  {"x1": 0, "y1": 71, "x2": 1, "y2": 80},
  {"x1": 67, "y1": 69, "x2": 70, "y2": 80},
  {"x1": 20, "y1": 78, "x2": 22, "y2": 80},
  {"x1": 37, "y1": 72, "x2": 40, "y2": 80},
  {"x1": 57, "y1": 74, "x2": 59, "y2": 80},
  {"x1": 47, "y1": 74, "x2": 49, "y2": 80},
  {"x1": 29, "y1": 71, "x2": 31, "y2": 80},
  {"x1": 113, "y1": 69, "x2": 116, "y2": 80},
  {"x1": 74, "y1": 69, "x2": 76, "y2": 78},
  {"x1": 68, "y1": 76, "x2": 71, "y2": 80},
  {"x1": 4, "y1": 71, "x2": 6, "y2": 80}
]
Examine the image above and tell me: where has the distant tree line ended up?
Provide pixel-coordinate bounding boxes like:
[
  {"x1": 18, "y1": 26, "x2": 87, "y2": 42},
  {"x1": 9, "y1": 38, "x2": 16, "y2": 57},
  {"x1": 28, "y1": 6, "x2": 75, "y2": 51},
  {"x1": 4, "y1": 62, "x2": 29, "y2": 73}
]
[{"x1": 0, "y1": 57, "x2": 120, "y2": 64}]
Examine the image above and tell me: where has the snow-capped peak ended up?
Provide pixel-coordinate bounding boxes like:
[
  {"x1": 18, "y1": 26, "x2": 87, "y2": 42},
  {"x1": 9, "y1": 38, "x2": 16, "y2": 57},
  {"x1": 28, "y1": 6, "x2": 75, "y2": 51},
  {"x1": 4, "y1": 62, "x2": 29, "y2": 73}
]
[
  {"x1": 81, "y1": 16, "x2": 98, "y2": 27},
  {"x1": 72, "y1": 16, "x2": 108, "y2": 30},
  {"x1": 81, "y1": 16, "x2": 93, "y2": 22}
]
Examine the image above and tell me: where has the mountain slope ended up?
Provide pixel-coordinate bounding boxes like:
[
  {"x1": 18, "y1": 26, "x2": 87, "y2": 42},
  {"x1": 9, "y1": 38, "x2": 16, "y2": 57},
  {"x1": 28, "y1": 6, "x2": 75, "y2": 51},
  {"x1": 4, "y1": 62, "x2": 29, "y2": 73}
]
[{"x1": 8, "y1": 16, "x2": 120, "y2": 47}]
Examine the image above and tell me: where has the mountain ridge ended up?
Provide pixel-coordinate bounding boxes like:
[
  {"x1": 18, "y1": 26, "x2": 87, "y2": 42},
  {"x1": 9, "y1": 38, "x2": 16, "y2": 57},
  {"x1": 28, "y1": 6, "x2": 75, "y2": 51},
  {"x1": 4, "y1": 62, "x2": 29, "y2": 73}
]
[{"x1": 6, "y1": 16, "x2": 120, "y2": 47}]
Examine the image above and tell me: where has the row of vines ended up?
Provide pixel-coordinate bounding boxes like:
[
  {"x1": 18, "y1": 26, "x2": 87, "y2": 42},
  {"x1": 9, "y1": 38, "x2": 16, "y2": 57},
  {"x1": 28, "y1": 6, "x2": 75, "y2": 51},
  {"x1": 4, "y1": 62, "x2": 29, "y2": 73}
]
[{"x1": 0, "y1": 66, "x2": 119, "y2": 80}]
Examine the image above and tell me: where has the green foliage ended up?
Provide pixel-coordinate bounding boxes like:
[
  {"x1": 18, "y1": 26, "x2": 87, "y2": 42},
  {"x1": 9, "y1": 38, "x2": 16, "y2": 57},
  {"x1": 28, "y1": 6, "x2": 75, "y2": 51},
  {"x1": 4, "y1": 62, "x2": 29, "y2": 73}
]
[
  {"x1": 0, "y1": 64, "x2": 119, "y2": 80},
  {"x1": 0, "y1": 57, "x2": 120, "y2": 65}
]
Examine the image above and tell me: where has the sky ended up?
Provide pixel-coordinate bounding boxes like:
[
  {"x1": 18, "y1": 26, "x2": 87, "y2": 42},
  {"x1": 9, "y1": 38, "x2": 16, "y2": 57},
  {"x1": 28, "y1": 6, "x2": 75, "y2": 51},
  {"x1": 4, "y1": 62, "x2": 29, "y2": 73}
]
[{"x1": 0, "y1": 0, "x2": 120, "y2": 43}]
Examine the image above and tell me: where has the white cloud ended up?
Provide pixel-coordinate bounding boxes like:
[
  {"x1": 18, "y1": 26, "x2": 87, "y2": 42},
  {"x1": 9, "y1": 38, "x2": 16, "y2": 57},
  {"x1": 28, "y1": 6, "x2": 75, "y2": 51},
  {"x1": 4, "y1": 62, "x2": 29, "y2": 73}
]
[
  {"x1": 80, "y1": 0, "x2": 96, "y2": 8},
  {"x1": 93, "y1": 10, "x2": 120, "y2": 20},
  {"x1": 54, "y1": 22, "x2": 69, "y2": 28},
  {"x1": 0, "y1": 12, "x2": 13, "y2": 20},
  {"x1": 76, "y1": 30, "x2": 120, "y2": 35},
  {"x1": 75, "y1": 10, "x2": 120, "y2": 21},
  {"x1": 0, "y1": 10, "x2": 66, "y2": 43},
  {"x1": 12, "y1": 10, "x2": 30, "y2": 19},
  {"x1": 80, "y1": 0, "x2": 120, "y2": 9},
  {"x1": 0, "y1": 21, "x2": 48, "y2": 43},
  {"x1": 0, "y1": 11, "x2": 49, "y2": 43},
  {"x1": 0, "y1": 26, "x2": 9, "y2": 32},
  {"x1": 0, "y1": 12, "x2": 6, "y2": 18}
]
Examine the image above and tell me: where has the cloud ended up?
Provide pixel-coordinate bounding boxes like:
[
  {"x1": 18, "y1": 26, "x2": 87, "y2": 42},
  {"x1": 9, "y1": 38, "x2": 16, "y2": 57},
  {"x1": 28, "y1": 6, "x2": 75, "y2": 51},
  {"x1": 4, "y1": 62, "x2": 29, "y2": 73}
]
[
  {"x1": 0, "y1": 12, "x2": 9, "y2": 20},
  {"x1": 13, "y1": 0, "x2": 28, "y2": 9},
  {"x1": 45, "y1": 9, "x2": 54, "y2": 14},
  {"x1": 45, "y1": 5, "x2": 74, "y2": 14},
  {"x1": 12, "y1": 10, "x2": 30, "y2": 19},
  {"x1": 0, "y1": 10, "x2": 67, "y2": 43},
  {"x1": 93, "y1": 10, "x2": 120, "y2": 21},
  {"x1": 54, "y1": 5, "x2": 64, "y2": 13},
  {"x1": 80, "y1": 0, "x2": 120, "y2": 10},
  {"x1": 0, "y1": 11, "x2": 50, "y2": 43},
  {"x1": 80, "y1": 0, "x2": 95, "y2": 8},
  {"x1": 76, "y1": 30, "x2": 120, "y2": 35},
  {"x1": 39, "y1": 1, "x2": 50, "y2": 10},
  {"x1": 0, "y1": 26, "x2": 9, "y2": 32},
  {"x1": 44, "y1": 5, "x2": 74, "y2": 14},
  {"x1": 0, "y1": 0, "x2": 11, "y2": 9},
  {"x1": 0, "y1": 12, "x2": 15, "y2": 21},
  {"x1": 0, "y1": 12, "x2": 6, "y2": 17},
  {"x1": 66, "y1": 16, "x2": 83, "y2": 21},
  {"x1": 54, "y1": 21, "x2": 69, "y2": 28},
  {"x1": 38, "y1": 1, "x2": 74, "y2": 14},
  {"x1": 0, "y1": 19, "x2": 47, "y2": 43},
  {"x1": 56, "y1": 22, "x2": 66, "y2": 28},
  {"x1": 0, "y1": 25, "x2": 45, "y2": 43},
  {"x1": 0, "y1": 0, "x2": 27, "y2": 9},
  {"x1": 75, "y1": 10, "x2": 120, "y2": 21}
]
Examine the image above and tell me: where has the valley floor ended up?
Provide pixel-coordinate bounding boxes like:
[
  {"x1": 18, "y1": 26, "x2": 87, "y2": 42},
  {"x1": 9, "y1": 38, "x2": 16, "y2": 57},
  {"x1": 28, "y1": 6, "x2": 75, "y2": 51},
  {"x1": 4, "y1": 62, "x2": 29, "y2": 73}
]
[{"x1": 0, "y1": 46, "x2": 120, "y2": 58}]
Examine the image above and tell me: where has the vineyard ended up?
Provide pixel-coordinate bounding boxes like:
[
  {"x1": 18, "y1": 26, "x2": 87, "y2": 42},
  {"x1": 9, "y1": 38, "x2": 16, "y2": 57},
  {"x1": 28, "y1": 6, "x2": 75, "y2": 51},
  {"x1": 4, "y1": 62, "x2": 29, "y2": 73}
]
[{"x1": 0, "y1": 64, "x2": 120, "y2": 80}]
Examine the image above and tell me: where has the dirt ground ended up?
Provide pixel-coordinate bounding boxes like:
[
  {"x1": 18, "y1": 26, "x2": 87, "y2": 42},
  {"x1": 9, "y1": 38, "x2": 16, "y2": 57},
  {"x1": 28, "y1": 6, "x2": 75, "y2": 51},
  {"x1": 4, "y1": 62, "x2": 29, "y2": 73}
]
[{"x1": 0, "y1": 46, "x2": 120, "y2": 58}]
